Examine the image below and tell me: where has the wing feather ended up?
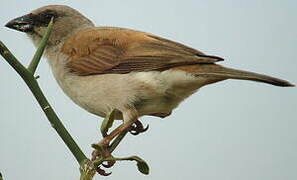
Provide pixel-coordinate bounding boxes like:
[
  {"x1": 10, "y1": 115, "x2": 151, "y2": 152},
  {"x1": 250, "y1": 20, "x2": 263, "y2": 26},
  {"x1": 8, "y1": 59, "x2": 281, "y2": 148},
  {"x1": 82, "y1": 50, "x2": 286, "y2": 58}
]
[{"x1": 62, "y1": 27, "x2": 224, "y2": 75}]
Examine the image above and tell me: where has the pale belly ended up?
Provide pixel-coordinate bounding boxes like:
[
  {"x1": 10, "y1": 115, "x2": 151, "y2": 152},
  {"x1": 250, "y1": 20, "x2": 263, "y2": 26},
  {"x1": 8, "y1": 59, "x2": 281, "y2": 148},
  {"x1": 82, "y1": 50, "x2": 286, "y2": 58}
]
[{"x1": 53, "y1": 69, "x2": 207, "y2": 120}]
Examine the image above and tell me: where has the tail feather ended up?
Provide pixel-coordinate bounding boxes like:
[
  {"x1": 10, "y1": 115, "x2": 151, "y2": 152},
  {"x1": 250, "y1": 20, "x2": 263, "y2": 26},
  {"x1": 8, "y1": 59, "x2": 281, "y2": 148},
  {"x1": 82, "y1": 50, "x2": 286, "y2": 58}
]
[{"x1": 191, "y1": 64, "x2": 294, "y2": 87}]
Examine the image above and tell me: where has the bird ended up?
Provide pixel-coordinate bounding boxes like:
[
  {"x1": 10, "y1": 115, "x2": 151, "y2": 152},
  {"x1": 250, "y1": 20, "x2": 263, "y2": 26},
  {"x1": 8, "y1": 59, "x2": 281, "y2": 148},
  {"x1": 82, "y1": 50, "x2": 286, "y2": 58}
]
[{"x1": 5, "y1": 5, "x2": 294, "y2": 159}]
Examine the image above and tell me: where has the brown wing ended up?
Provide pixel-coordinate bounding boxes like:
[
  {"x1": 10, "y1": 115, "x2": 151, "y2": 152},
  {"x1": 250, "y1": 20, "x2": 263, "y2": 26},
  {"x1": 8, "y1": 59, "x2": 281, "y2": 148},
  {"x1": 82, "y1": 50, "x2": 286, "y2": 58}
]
[{"x1": 62, "y1": 27, "x2": 224, "y2": 75}]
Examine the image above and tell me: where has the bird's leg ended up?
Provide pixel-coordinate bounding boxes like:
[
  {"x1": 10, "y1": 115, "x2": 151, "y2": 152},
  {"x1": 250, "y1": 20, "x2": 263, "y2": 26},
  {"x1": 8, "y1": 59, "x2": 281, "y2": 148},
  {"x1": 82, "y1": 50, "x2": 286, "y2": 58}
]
[
  {"x1": 91, "y1": 110, "x2": 116, "y2": 161},
  {"x1": 92, "y1": 126, "x2": 130, "y2": 169},
  {"x1": 109, "y1": 129, "x2": 129, "y2": 153},
  {"x1": 99, "y1": 115, "x2": 137, "y2": 146},
  {"x1": 92, "y1": 109, "x2": 138, "y2": 174},
  {"x1": 91, "y1": 130, "x2": 126, "y2": 175}
]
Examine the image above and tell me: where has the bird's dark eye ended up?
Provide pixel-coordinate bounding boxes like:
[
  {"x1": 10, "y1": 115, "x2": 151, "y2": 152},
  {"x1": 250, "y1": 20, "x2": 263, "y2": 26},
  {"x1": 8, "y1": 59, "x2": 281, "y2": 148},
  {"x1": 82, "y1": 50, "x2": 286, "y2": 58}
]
[
  {"x1": 44, "y1": 13, "x2": 52, "y2": 19},
  {"x1": 40, "y1": 10, "x2": 58, "y2": 20},
  {"x1": 31, "y1": 10, "x2": 58, "y2": 26}
]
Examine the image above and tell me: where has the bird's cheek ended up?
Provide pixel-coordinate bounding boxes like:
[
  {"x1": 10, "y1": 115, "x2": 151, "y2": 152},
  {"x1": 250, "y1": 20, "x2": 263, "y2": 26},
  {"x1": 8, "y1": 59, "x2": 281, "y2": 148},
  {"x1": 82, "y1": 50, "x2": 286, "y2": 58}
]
[{"x1": 33, "y1": 26, "x2": 47, "y2": 36}]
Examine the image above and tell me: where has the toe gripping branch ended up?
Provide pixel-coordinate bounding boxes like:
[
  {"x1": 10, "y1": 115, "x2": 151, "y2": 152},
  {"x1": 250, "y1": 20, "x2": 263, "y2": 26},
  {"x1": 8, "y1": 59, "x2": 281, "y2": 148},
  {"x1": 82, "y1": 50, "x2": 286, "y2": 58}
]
[
  {"x1": 91, "y1": 144, "x2": 115, "y2": 176},
  {"x1": 129, "y1": 120, "x2": 149, "y2": 136},
  {"x1": 92, "y1": 109, "x2": 150, "y2": 176}
]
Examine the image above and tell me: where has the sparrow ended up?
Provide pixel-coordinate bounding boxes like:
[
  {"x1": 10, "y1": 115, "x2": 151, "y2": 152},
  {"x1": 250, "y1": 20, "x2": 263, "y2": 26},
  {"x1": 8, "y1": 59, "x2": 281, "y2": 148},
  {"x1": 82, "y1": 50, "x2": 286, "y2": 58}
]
[{"x1": 5, "y1": 5, "x2": 294, "y2": 153}]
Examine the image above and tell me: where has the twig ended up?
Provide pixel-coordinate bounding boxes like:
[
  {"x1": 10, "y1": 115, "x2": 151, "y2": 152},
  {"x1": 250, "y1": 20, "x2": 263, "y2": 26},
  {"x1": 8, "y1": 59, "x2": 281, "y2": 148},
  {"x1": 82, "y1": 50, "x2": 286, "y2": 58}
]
[{"x1": 27, "y1": 18, "x2": 54, "y2": 74}]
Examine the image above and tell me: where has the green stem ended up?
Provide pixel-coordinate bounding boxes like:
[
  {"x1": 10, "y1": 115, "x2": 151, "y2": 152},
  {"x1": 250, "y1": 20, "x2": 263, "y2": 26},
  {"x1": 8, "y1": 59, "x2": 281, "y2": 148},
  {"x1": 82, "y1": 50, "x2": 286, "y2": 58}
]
[
  {"x1": 0, "y1": 40, "x2": 87, "y2": 165},
  {"x1": 79, "y1": 160, "x2": 96, "y2": 180},
  {"x1": 27, "y1": 18, "x2": 54, "y2": 74},
  {"x1": 0, "y1": 172, "x2": 3, "y2": 180},
  {"x1": 0, "y1": 20, "x2": 93, "y2": 179}
]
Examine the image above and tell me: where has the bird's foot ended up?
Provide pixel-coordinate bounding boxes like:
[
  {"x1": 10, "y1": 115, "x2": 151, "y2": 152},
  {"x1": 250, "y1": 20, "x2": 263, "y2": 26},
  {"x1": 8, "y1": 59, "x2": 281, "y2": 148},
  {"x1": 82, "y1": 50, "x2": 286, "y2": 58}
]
[
  {"x1": 91, "y1": 142, "x2": 150, "y2": 176},
  {"x1": 92, "y1": 124, "x2": 129, "y2": 176},
  {"x1": 93, "y1": 109, "x2": 150, "y2": 176},
  {"x1": 129, "y1": 120, "x2": 149, "y2": 136},
  {"x1": 91, "y1": 143, "x2": 116, "y2": 176}
]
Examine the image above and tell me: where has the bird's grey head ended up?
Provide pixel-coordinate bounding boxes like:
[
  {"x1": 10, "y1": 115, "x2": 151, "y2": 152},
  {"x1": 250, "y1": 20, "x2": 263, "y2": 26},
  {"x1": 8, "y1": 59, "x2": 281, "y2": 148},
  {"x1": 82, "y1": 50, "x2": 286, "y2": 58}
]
[{"x1": 5, "y1": 5, "x2": 94, "y2": 46}]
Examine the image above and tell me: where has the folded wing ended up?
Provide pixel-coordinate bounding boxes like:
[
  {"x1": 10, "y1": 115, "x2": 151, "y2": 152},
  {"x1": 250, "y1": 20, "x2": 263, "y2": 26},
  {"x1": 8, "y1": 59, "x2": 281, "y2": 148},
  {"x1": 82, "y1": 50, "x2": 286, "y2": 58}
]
[{"x1": 62, "y1": 27, "x2": 224, "y2": 75}]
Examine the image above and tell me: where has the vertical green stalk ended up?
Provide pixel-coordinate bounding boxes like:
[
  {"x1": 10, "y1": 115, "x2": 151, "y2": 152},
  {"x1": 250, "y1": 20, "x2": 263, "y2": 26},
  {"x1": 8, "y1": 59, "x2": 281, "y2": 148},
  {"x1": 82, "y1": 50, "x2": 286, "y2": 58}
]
[
  {"x1": 0, "y1": 20, "x2": 92, "y2": 179},
  {"x1": 27, "y1": 18, "x2": 54, "y2": 74}
]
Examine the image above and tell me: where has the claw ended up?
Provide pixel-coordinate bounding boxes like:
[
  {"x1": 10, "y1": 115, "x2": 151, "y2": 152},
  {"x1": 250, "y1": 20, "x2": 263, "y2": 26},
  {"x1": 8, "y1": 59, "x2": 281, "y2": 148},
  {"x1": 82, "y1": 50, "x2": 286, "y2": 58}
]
[
  {"x1": 129, "y1": 120, "x2": 149, "y2": 136},
  {"x1": 96, "y1": 166, "x2": 112, "y2": 176},
  {"x1": 102, "y1": 160, "x2": 116, "y2": 168}
]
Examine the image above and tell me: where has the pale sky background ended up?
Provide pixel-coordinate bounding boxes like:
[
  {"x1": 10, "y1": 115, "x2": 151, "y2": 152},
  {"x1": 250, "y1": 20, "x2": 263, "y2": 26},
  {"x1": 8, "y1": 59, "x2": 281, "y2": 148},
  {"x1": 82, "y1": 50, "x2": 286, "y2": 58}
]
[{"x1": 0, "y1": 0, "x2": 296, "y2": 180}]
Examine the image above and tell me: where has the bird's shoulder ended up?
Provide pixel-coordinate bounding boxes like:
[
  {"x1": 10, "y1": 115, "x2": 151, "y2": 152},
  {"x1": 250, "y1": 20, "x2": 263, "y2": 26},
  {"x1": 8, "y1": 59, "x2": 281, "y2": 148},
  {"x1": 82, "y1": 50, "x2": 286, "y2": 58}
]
[{"x1": 62, "y1": 27, "x2": 152, "y2": 55}]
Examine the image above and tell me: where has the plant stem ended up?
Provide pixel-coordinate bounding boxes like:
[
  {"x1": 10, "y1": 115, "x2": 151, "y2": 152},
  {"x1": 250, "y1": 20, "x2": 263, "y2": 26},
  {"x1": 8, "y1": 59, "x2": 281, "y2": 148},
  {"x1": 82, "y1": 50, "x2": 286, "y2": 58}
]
[
  {"x1": 27, "y1": 18, "x2": 54, "y2": 74},
  {"x1": 0, "y1": 21, "x2": 93, "y2": 179},
  {"x1": 79, "y1": 160, "x2": 96, "y2": 180},
  {"x1": 0, "y1": 40, "x2": 87, "y2": 165}
]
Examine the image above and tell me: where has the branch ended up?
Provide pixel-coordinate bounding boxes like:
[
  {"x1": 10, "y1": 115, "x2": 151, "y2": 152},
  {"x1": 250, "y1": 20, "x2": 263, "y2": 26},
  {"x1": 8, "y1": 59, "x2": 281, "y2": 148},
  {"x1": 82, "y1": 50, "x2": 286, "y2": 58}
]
[
  {"x1": 27, "y1": 18, "x2": 54, "y2": 74},
  {"x1": 0, "y1": 21, "x2": 95, "y2": 179}
]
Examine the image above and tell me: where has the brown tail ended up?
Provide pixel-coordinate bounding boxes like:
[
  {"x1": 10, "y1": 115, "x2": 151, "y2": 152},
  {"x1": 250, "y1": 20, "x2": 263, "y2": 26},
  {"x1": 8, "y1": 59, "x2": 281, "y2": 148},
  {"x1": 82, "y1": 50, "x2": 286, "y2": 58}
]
[{"x1": 186, "y1": 64, "x2": 294, "y2": 87}]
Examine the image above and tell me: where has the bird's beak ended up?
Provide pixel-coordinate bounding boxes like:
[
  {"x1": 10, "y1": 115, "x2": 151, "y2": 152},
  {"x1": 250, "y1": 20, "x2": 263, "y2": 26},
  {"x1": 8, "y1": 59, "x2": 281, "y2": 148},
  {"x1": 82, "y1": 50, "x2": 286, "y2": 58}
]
[{"x1": 5, "y1": 14, "x2": 34, "y2": 33}]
